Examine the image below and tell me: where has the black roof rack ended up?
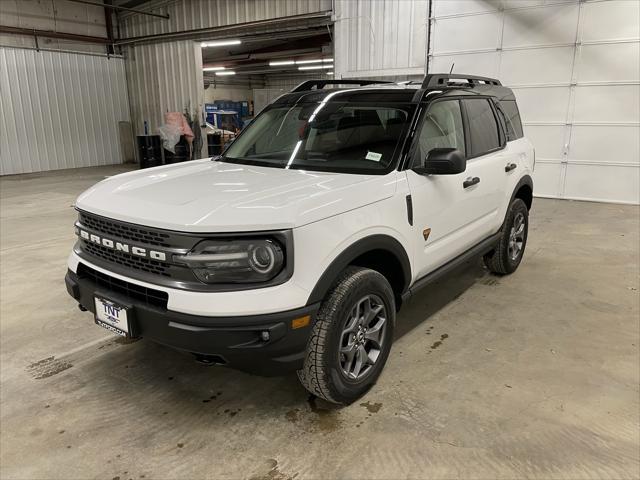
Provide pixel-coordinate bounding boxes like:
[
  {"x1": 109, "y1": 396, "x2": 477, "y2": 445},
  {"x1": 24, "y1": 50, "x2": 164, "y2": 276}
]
[
  {"x1": 291, "y1": 79, "x2": 393, "y2": 92},
  {"x1": 422, "y1": 74, "x2": 502, "y2": 89}
]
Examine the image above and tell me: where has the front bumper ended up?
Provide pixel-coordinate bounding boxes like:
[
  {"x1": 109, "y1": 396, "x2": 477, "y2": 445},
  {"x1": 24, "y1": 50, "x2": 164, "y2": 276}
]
[{"x1": 65, "y1": 269, "x2": 319, "y2": 376}]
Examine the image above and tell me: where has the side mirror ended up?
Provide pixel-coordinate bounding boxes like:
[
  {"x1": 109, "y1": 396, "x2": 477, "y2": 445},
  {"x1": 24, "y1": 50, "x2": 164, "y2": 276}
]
[{"x1": 413, "y1": 148, "x2": 466, "y2": 175}]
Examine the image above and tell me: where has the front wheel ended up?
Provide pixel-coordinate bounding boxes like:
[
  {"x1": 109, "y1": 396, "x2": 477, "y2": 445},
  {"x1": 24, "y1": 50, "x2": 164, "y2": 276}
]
[
  {"x1": 297, "y1": 267, "x2": 395, "y2": 405},
  {"x1": 484, "y1": 198, "x2": 529, "y2": 275}
]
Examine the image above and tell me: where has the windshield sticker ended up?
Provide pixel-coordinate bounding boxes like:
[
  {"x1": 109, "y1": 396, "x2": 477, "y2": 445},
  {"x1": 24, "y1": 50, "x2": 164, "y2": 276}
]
[{"x1": 366, "y1": 151, "x2": 382, "y2": 162}]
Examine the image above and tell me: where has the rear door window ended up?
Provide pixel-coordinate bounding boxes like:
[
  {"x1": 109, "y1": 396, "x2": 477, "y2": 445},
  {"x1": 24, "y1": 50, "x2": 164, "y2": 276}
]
[{"x1": 463, "y1": 98, "x2": 501, "y2": 157}]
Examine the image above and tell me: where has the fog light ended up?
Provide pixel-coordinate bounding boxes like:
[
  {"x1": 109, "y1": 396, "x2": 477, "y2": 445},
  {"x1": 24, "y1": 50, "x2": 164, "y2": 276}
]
[{"x1": 260, "y1": 331, "x2": 270, "y2": 342}]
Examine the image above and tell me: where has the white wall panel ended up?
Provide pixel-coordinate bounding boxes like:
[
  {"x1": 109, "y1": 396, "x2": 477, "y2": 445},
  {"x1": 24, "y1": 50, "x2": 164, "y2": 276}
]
[
  {"x1": 501, "y1": 3, "x2": 579, "y2": 48},
  {"x1": 564, "y1": 164, "x2": 640, "y2": 204},
  {"x1": 568, "y1": 126, "x2": 639, "y2": 166},
  {"x1": 334, "y1": 0, "x2": 428, "y2": 78},
  {"x1": 512, "y1": 87, "x2": 571, "y2": 123},
  {"x1": 580, "y1": 0, "x2": 640, "y2": 42},
  {"x1": 500, "y1": 47, "x2": 574, "y2": 85},
  {"x1": 433, "y1": 13, "x2": 501, "y2": 53},
  {"x1": 531, "y1": 162, "x2": 564, "y2": 198},
  {"x1": 433, "y1": 0, "x2": 501, "y2": 17},
  {"x1": 430, "y1": 0, "x2": 640, "y2": 204},
  {"x1": 524, "y1": 125, "x2": 566, "y2": 160},
  {"x1": 431, "y1": 52, "x2": 500, "y2": 78},
  {"x1": 576, "y1": 42, "x2": 640, "y2": 83},
  {"x1": 0, "y1": 48, "x2": 129, "y2": 175},
  {"x1": 572, "y1": 85, "x2": 640, "y2": 123}
]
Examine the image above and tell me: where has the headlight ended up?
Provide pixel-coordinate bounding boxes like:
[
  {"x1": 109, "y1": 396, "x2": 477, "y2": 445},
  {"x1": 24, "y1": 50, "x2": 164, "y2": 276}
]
[{"x1": 174, "y1": 239, "x2": 285, "y2": 284}]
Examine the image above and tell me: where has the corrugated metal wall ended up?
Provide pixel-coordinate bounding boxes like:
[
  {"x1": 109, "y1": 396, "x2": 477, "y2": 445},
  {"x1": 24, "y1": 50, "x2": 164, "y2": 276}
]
[
  {"x1": 118, "y1": 0, "x2": 331, "y2": 36},
  {"x1": 334, "y1": 0, "x2": 428, "y2": 78},
  {"x1": 124, "y1": 40, "x2": 204, "y2": 136},
  {"x1": 0, "y1": 47, "x2": 129, "y2": 175},
  {"x1": 119, "y1": 0, "x2": 331, "y2": 141},
  {"x1": 0, "y1": 0, "x2": 108, "y2": 55}
]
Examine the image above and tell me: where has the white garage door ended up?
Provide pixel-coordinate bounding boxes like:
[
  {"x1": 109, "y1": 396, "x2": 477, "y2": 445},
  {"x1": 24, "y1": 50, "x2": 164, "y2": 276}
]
[{"x1": 429, "y1": 0, "x2": 640, "y2": 204}]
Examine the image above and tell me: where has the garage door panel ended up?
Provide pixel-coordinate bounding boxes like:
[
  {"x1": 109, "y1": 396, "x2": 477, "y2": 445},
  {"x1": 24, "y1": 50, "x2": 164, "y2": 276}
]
[
  {"x1": 568, "y1": 125, "x2": 640, "y2": 166},
  {"x1": 431, "y1": 0, "x2": 639, "y2": 204},
  {"x1": 532, "y1": 161, "x2": 564, "y2": 197},
  {"x1": 502, "y1": 3, "x2": 579, "y2": 49},
  {"x1": 573, "y1": 85, "x2": 640, "y2": 124},
  {"x1": 431, "y1": 52, "x2": 500, "y2": 78},
  {"x1": 500, "y1": 46, "x2": 574, "y2": 85},
  {"x1": 432, "y1": 14, "x2": 502, "y2": 53},
  {"x1": 576, "y1": 43, "x2": 640, "y2": 84},
  {"x1": 511, "y1": 87, "x2": 570, "y2": 123},
  {"x1": 581, "y1": 0, "x2": 640, "y2": 42},
  {"x1": 433, "y1": 0, "x2": 501, "y2": 18},
  {"x1": 563, "y1": 163, "x2": 640, "y2": 204},
  {"x1": 524, "y1": 125, "x2": 567, "y2": 160}
]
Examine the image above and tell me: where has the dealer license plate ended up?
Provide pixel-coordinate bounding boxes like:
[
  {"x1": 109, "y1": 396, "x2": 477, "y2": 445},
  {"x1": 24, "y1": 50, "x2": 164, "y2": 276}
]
[{"x1": 94, "y1": 297, "x2": 130, "y2": 337}]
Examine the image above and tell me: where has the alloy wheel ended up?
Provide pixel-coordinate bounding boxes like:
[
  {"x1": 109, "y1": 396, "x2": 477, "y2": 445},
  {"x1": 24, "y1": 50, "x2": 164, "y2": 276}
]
[
  {"x1": 338, "y1": 294, "x2": 387, "y2": 380},
  {"x1": 508, "y1": 212, "x2": 526, "y2": 261}
]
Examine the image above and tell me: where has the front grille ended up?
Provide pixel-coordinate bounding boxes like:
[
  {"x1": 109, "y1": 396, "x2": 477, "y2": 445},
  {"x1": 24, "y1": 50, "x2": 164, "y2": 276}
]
[
  {"x1": 84, "y1": 242, "x2": 170, "y2": 277},
  {"x1": 79, "y1": 211, "x2": 171, "y2": 247},
  {"x1": 77, "y1": 263, "x2": 168, "y2": 309}
]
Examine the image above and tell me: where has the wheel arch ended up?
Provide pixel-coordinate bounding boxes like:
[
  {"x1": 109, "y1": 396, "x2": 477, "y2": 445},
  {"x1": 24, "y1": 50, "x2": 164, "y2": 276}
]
[
  {"x1": 307, "y1": 234, "x2": 412, "y2": 309},
  {"x1": 511, "y1": 175, "x2": 534, "y2": 210}
]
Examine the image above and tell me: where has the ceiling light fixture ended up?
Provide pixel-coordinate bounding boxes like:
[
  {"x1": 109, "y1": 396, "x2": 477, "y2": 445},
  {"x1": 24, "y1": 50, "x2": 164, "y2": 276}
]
[
  {"x1": 203, "y1": 66, "x2": 226, "y2": 71},
  {"x1": 215, "y1": 71, "x2": 236, "y2": 76},
  {"x1": 327, "y1": 71, "x2": 334, "y2": 75},
  {"x1": 299, "y1": 65, "x2": 333, "y2": 71},
  {"x1": 201, "y1": 39, "x2": 241, "y2": 48},
  {"x1": 296, "y1": 59, "x2": 323, "y2": 64},
  {"x1": 269, "y1": 60, "x2": 295, "y2": 66},
  {"x1": 323, "y1": 58, "x2": 334, "y2": 63}
]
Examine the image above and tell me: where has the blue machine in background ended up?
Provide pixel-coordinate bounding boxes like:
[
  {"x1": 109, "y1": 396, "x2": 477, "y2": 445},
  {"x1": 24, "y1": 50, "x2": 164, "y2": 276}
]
[{"x1": 205, "y1": 101, "x2": 250, "y2": 129}]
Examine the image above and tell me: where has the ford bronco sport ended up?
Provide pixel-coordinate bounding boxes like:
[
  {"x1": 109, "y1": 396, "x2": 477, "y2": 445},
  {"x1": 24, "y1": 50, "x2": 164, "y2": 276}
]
[{"x1": 66, "y1": 74, "x2": 534, "y2": 405}]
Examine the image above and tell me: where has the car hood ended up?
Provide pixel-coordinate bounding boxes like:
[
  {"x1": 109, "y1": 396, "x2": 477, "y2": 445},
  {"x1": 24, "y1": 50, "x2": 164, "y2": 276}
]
[{"x1": 76, "y1": 159, "x2": 398, "y2": 232}]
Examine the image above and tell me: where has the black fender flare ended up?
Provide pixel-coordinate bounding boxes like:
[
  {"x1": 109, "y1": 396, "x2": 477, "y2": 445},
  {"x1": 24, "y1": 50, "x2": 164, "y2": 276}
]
[
  {"x1": 510, "y1": 174, "x2": 534, "y2": 208},
  {"x1": 306, "y1": 234, "x2": 412, "y2": 305}
]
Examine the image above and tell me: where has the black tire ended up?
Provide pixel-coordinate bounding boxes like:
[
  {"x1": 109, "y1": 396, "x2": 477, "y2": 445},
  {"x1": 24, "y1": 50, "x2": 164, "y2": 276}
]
[
  {"x1": 484, "y1": 198, "x2": 529, "y2": 275},
  {"x1": 297, "y1": 266, "x2": 395, "y2": 405}
]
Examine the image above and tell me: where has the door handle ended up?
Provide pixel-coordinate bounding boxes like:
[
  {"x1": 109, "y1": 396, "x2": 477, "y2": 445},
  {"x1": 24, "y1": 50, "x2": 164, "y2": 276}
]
[
  {"x1": 463, "y1": 176, "x2": 480, "y2": 188},
  {"x1": 505, "y1": 163, "x2": 517, "y2": 172}
]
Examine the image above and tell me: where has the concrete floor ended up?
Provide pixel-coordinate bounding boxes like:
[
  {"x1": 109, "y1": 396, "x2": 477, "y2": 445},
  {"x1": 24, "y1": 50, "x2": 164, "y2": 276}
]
[{"x1": 1, "y1": 165, "x2": 638, "y2": 480}]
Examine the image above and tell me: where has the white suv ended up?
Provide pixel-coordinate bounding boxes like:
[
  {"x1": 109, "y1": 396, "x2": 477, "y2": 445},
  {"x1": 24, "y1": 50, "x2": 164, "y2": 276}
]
[{"x1": 66, "y1": 74, "x2": 534, "y2": 405}]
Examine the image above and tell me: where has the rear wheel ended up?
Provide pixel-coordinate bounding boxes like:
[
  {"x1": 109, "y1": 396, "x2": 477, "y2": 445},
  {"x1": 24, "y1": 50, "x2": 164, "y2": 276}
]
[
  {"x1": 297, "y1": 267, "x2": 395, "y2": 405},
  {"x1": 484, "y1": 198, "x2": 529, "y2": 275}
]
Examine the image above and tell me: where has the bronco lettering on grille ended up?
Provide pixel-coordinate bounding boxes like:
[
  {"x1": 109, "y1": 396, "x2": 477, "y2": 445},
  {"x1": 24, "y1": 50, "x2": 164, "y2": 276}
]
[{"x1": 76, "y1": 227, "x2": 168, "y2": 262}]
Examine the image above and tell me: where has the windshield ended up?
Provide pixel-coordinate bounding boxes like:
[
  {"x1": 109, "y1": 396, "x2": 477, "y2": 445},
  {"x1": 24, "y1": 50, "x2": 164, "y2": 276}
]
[{"x1": 221, "y1": 101, "x2": 415, "y2": 174}]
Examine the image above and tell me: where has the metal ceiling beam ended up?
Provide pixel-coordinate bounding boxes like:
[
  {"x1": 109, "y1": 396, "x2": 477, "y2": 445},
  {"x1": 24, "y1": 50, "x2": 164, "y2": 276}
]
[
  {"x1": 0, "y1": 25, "x2": 111, "y2": 44},
  {"x1": 63, "y1": 0, "x2": 169, "y2": 20}
]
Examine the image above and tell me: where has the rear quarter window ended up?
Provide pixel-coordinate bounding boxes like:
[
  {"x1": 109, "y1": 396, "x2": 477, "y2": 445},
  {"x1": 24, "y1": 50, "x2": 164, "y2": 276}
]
[{"x1": 499, "y1": 100, "x2": 524, "y2": 140}]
